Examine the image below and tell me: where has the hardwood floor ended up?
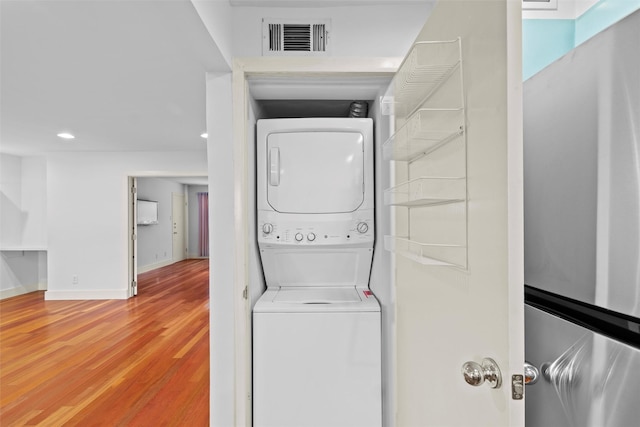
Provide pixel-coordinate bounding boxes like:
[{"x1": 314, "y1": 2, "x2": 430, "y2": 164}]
[{"x1": 0, "y1": 259, "x2": 209, "y2": 426}]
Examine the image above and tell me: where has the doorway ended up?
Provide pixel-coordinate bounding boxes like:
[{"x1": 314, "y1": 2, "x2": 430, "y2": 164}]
[
  {"x1": 128, "y1": 175, "x2": 208, "y2": 296},
  {"x1": 172, "y1": 193, "x2": 186, "y2": 263},
  {"x1": 227, "y1": 61, "x2": 398, "y2": 427}
]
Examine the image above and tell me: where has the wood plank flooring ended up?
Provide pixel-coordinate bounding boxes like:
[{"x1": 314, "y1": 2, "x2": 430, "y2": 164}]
[{"x1": 0, "y1": 259, "x2": 209, "y2": 426}]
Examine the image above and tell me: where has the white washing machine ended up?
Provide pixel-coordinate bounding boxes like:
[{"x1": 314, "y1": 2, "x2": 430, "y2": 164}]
[{"x1": 253, "y1": 118, "x2": 381, "y2": 427}]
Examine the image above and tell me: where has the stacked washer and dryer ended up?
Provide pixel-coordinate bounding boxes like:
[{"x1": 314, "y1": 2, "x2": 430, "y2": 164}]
[{"x1": 253, "y1": 118, "x2": 382, "y2": 427}]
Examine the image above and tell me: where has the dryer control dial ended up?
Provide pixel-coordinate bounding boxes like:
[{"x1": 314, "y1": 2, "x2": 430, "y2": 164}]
[
  {"x1": 357, "y1": 222, "x2": 369, "y2": 234},
  {"x1": 295, "y1": 233, "x2": 304, "y2": 242},
  {"x1": 307, "y1": 233, "x2": 316, "y2": 242},
  {"x1": 262, "y1": 223, "x2": 274, "y2": 234}
]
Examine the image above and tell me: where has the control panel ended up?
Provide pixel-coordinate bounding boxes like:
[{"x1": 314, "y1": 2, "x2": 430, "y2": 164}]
[{"x1": 258, "y1": 212, "x2": 374, "y2": 246}]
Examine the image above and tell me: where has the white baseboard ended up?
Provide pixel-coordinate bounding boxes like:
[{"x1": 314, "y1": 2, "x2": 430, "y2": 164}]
[
  {"x1": 44, "y1": 289, "x2": 129, "y2": 300},
  {"x1": 138, "y1": 258, "x2": 175, "y2": 274}
]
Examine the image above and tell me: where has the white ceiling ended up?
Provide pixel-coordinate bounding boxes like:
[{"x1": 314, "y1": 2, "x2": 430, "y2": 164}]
[
  {"x1": 0, "y1": 0, "x2": 427, "y2": 157},
  {"x1": 230, "y1": 0, "x2": 427, "y2": 5},
  {"x1": 0, "y1": 0, "x2": 227, "y2": 156}
]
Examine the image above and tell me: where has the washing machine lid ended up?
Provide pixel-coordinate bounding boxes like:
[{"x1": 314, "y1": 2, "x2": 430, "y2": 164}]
[
  {"x1": 266, "y1": 130, "x2": 365, "y2": 214},
  {"x1": 254, "y1": 287, "x2": 380, "y2": 313},
  {"x1": 273, "y1": 287, "x2": 361, "y2": 303}
]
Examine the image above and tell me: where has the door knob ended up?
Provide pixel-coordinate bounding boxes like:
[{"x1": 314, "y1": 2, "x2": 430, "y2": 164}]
[
  {"x1": 524, "y1": 361, "x2": 540, "y2": 385},
  {"x1": 461, "y1": 357, "x2": 502, "y2": 389}
]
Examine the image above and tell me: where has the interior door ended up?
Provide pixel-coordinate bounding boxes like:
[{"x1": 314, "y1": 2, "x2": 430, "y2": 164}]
[
  {"x1": 389, "y1": 1, "x2": 524, "y2": 426},
  {"x1": 172, "y1": 193, "x2": 186, "y2": 263}
]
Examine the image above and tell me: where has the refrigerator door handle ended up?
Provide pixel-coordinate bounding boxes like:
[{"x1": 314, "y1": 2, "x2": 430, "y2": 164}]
[{"x1": 524, "y1": 361, "x2": 540, "y2": 385}]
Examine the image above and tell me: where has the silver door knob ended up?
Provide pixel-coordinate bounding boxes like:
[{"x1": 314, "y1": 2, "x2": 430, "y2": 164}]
[
  {"x1": 524, "y1": 361, "x2": 540, "y2": 385},
  {"x1": 461, "y1": 357, "x2": 502, "y2": 389}
]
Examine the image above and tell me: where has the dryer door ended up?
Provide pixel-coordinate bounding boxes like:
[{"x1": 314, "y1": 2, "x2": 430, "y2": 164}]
[{"x1": 266, "y1": 131, "x2": 364, "y2": 213}]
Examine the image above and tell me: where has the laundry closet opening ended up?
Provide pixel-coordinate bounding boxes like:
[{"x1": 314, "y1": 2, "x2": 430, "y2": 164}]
[
  {"x1": 243, "y1": 72, "x2": 397, "y2": 426},
  {"x1": 127, "y1": 175, "x2": 209, "y2": 297}
]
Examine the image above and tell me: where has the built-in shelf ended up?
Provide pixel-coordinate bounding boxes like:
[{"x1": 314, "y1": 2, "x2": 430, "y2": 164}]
[
  {"x1": 383, "y1": 108, "x2": 464, "y2": 162},
  {"x1": 392, "y1": 39, "x2": 462, "y2": 112},
  {"x1": 384, "y1": 37, "x2": 468, "y2": 269},
  {"x1": 384, "y1": 177, "x2": 465, "y2": 207},
  {"x1": 384, "y1": 236, "x2": 466, "y2": 268},
  {"x1": 0, "y1": 247, "x2": 47, "y2": 251}
]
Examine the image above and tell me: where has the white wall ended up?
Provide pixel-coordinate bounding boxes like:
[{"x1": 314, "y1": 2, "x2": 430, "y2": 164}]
[
  {"x1": 187, "y1": 184, "x2": 209, "y2": 258},
  {"x1": 136, "y1": 177, "x2": 187, "y2": 271},
  {"x1": 0, "y1": 153, "x2": 47, "y2": 298},
  {"x1": 0, "y1": 154, "x2": 47, "y2": 248},
  {"x1": 21, "y1": 157, "x2": 47, "y2": 247},
  {"x1": 45, "y1": 151, "x2": 207, "y2": 300},
  {"x1": 206, "y1": 71, "x2": 235, "y2": 427},
  {"x1": 191, "y1": 0, "x2": 234, "y2": 68},
  {"x1": 0, "y1": 154, "x2": 22, "y2": 247},
  {"x1": 231, "y1": 4, "x2": 432, "y2": 57}
]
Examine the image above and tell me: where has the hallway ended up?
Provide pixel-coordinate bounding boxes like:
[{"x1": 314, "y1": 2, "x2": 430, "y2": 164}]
[{"x1": 0, "y1": 259, "x2": 209, "y2": 426}]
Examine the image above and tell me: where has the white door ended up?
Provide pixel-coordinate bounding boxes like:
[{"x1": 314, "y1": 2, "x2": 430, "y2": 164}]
[
  {"x1": 172, "y1": 193, "x2": 186, "y2": 263},
  {"x1": 390, "y1": 1, "x2": 523, "y2": 426}
]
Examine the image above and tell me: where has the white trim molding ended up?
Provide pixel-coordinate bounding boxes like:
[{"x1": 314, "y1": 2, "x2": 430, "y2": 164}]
[{"x1": 231, "y1": 56, "x2": 399, "y2": 426}]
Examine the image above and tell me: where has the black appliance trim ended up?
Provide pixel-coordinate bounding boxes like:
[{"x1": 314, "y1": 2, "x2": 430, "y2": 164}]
[{"x1": 525, "y1": 285, "x2": 640, "y2": 349}]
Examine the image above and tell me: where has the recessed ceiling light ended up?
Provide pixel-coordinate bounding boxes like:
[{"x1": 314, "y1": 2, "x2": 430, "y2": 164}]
[
  {"x1": 57, "y1": 132, "x2": 75, "y2": 140},
  {"x1": 200, "y1": 133, "x2": 208, "y2": 139}
]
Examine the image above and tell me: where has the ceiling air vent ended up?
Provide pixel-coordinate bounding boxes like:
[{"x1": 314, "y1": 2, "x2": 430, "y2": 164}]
[{"x1": 263, "y1": 19, "x2": 330, "y2": 56}]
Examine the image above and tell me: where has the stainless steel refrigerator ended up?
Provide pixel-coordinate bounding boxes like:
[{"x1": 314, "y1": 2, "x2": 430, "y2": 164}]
[{"x1": 524, "y1": 9, "x2": 640, "y2": 427}]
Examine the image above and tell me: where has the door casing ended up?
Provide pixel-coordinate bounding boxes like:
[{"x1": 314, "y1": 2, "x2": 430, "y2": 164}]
[
  {"x1": 232, "y1": 58, "x2": 400, "y2": 426},
  {"x1": 126, "y1": 173, "x2": 207, "y2": 298}
]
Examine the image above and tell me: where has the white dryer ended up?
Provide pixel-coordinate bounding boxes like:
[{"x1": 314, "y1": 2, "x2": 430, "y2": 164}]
[{"x1": 254, "y1": 118, "x2": 381, "y2": 427}]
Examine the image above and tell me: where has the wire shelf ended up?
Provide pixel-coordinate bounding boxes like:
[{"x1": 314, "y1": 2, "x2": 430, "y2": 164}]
[
  {"x1": 383, "y1": 108, "x2": 464, "y2": 161},
  {"x1": 384, "y1": 177, "x2": 465, "y2": 207},
  {"x1": 384, "y1": 236, "x2": 466, "y2": 268}
]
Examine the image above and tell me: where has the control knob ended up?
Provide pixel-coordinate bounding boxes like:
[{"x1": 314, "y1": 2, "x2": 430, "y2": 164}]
[
  {"x1": 262, "y1": 223, "x2": 273, "y2": 234},
  {"x1": 356, "y1": 222, "x2": 369, "y2": 234},
  {"x1": 307, "y1": 233, "x2": 316, "y2": 242},
  {"x1": 295, "y1": 233, "x2": 304, "y2": 242}
]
